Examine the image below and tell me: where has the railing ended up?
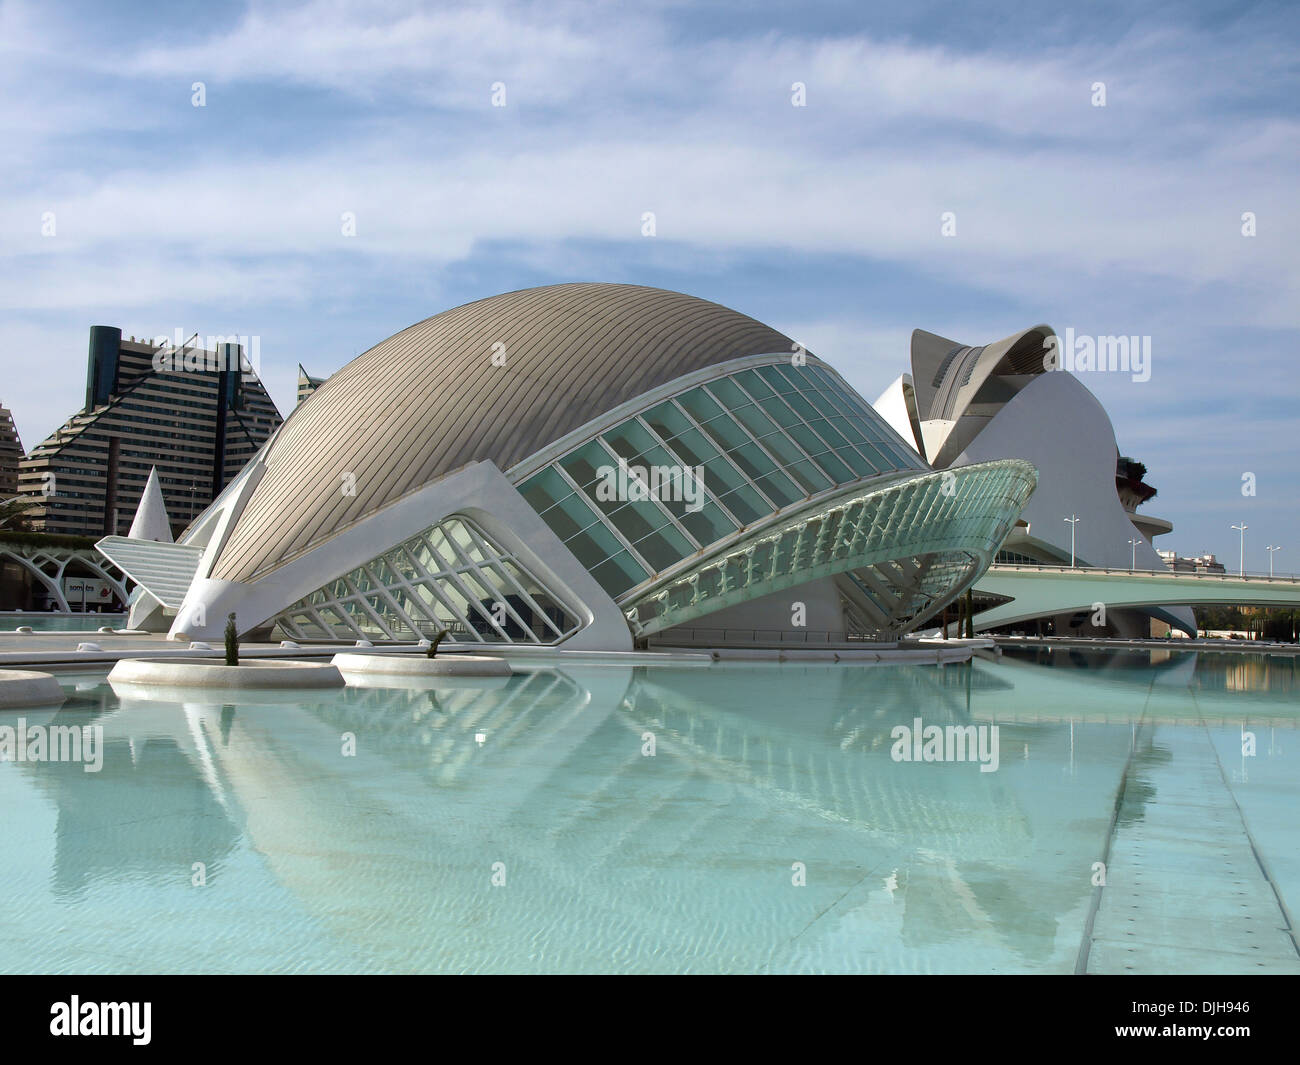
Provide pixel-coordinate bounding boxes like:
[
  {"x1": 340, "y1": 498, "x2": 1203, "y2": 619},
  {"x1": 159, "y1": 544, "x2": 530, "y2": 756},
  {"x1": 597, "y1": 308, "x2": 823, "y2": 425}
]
[
  {"x1": 986, "y1": 563, "x2": 1300, "y2": 583},
  {"x1": 648, "y1": 628, "x2": 878, "y2": 646}
]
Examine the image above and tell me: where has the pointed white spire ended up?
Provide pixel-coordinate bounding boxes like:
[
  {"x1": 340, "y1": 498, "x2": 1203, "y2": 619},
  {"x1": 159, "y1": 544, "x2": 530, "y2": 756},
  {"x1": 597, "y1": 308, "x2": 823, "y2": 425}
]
[{"x1": 128, "y1": 466, "x2": 174, "y2": 542}]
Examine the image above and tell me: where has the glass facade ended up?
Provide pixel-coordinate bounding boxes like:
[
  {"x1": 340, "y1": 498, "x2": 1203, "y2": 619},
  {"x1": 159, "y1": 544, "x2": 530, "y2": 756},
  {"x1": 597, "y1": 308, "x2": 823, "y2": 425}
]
[
  {"x1": 517, "y1": 360, "x2": 925, "y2": 600},
  {"x1": 274, "y1": 514, "x2": 581, "y2": 644},
  {"x1": 621, "y1": 460, "x2": 1037, "y2": 638}
]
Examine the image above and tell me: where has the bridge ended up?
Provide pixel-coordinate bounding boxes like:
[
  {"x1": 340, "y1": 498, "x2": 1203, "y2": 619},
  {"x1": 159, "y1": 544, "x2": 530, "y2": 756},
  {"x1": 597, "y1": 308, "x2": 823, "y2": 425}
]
[{"x1": 968, "y1": 562, "x2": 1300, "y2": 633}]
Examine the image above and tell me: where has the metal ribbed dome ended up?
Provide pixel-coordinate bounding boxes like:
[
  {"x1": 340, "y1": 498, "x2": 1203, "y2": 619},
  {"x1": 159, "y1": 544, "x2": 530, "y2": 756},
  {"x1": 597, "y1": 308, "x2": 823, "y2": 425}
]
[{"x1": 211, "y1": 283, "x2": 797, "y2": 582}]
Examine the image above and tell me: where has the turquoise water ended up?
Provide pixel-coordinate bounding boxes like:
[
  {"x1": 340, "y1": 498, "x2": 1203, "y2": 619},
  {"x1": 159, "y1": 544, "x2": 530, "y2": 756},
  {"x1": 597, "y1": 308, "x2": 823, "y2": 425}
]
[
  {"x1": 1, "y1": 649, "x2": 1296, "y2": 974},
  {"x1": 2, "y1": 613, "x2": 127, "y2": 632}
]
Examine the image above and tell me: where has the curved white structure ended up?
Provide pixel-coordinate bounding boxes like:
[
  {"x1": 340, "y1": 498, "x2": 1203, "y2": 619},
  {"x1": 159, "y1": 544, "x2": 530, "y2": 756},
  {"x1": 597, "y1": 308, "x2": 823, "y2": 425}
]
[
  {"x1": 107, "y1": 658, "x2": 344, "y2": 689},
  {"x1": 874, "y1": 325, "x2": 1194, "y2": 636},
  {"x1": 99, "y1": 285, "x2": 1036, "y2": 651},
  {"x1": 0, "y1": 668, "x2": 66, "y2": 709},
  {"x1": 331, "y1": 653, "x2": 512, "y2": 678}
]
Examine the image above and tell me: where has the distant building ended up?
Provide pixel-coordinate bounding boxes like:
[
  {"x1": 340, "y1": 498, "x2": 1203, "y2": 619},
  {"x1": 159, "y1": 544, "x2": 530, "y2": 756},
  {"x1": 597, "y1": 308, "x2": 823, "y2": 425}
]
[
  {"x1": 1157, "y1": 549, "x2": 1226, "y2": 574},
  {"x1": 18, "y1": 327, "x2": 282, "y2": 539},
  {"x1": 0, "y1": 401, "x2": 22, "y2": 496},
  {"x1": 297, "y1": 364, "x2": 326, "y2": 406}
]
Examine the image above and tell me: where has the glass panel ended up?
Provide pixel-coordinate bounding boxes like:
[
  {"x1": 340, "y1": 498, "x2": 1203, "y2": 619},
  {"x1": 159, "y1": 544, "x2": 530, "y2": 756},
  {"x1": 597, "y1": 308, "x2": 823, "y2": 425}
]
[
  {"x1": 536, "y1": 491, "x2": 602, "y2": 540},
  {"x1": 726, "y1": 399, "x2": 782, "y2": 441},
  {"x1": 371, "y1": 557, "x2": 401, "y2": 587},
  {"x1": 705, "y1": 377, "x2": 752, "y2": 412},
  {"x1": 604, "y1": 498, "x2": 665, "y2": 543},
  {"x1": 680, "y1": 502, "x2": 737, "y2": 544},
  {"x1": 783, "y1": 421, "x2": 830, "y2": 460},
  {"x1": 855, "y1": 441, "x2": 893, "y2": 472},
  {"x1": 734, "y1": 368, "x2": 774, "y2": 398},
  {"x1": 829, "y1": 414, "x2": 865, "y2": 444},
  {"x1": 805, "y1": 364, "x2": 837, "y2": 389},
  {"x1": 658, "y1": 426, "x2": 719, "y2": 469},
  {"x1": 404, "y1": 537, "x2": 439, "y2": 572},
  {"x1": 834, "y1": 445, "x2": 878, "y2": 479},
  {"x1": 757, "y1": 395, "x2": 802, "y2": 430},
  {"x1": 692, "y1": 407, "x2": 749, "y2": 452},
  {"x1": 601, "y1": 420, "x2": 659, "y2": 462},
  {"x1": 559, "y1": 439, "x2": 616, "y2": 493},
  {"x1": 802, "y1": 388, "x2": 844, "y2": 421},
  {"x1": 754, "y1": 472, "x2": 801, "y2": 508},
  {"x1": 565, "y1": 521, "x2": 638, "y2": 571},
  {"x1": 590, "y1": 551, "x2": 645, "y2": 598},
  {"x1": 772, "y1": 364, "x2": 812, "y2": 393},
  {"x1": 810, "y1": 448, "x2": 854, "y2": 483},
  {"x1": 818, "y1": 386, "x2": 859, "y2": 417},
  {"x1": 641, "y1": 402, "x2": 694, "y2": 442},
  {"x1": 632, "y1": 524, "x2": 694, "y2": 572},
  {"x1": 716, "y1": 481, "x2": 768, "y2": 525},
  {"x1": 809, "y1": 417, "x2": 850, "y2": 449},
  {"x1": 446, "y1": 519, "x2": 490, "y2": 563},
  {"x1": 748, "y1": 429, "x2": 831, "y2": 493},
  {"x1": 756, "y1": 364, "x2": 796, "y2": 394},
  {"x1": 781, "y1": 389, "x2": 822, "y2": 423},
  {"x1": 519, "y1": 467, "x2": 572, "y2": 513},
  {"x1": 316, "y1": 605, "x2": 355, "y2": 635},
  {"x1": 677, "y1": 387, "x2": 726, "y2": 425}
]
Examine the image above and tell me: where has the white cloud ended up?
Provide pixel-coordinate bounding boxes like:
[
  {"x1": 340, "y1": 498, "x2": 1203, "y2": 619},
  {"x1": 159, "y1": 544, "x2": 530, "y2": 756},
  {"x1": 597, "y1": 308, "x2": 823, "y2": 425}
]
[{"x1": 1, "y1": 0, "x2": 1296, "y2": 559}]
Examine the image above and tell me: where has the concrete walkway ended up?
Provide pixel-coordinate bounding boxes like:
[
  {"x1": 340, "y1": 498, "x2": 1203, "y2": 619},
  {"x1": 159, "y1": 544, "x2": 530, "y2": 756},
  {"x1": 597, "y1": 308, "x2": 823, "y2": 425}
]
[{"x1": 1082, "y1": 720, "x2": 1300, "y2": 974}]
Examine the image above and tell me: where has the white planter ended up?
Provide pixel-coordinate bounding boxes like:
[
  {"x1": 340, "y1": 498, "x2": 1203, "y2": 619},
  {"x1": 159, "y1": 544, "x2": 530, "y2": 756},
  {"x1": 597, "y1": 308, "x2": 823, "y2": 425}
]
[
  {"x1": 331, "y1": 652, "x2": 512, "y2": 678},
  {"x1": 0, "y1": 669, "x2": 67, "y2": 710},
  {"x1": 108, "y1": 658, "x2": 345, "y2": 690}
]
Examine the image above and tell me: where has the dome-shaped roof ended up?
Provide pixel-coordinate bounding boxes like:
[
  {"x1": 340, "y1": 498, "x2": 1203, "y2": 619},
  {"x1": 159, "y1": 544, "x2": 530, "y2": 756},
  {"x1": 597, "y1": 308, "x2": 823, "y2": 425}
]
[{"x1": 211, "y1": 283, "x2": 798, "y2": 582}]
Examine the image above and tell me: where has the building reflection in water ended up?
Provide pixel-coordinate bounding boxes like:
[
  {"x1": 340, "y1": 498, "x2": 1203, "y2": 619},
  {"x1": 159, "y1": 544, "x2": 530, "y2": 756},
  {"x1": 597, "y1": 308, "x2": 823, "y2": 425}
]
[{"x1": 8, "y1": 649, "x2": 1295, "y2": 973}]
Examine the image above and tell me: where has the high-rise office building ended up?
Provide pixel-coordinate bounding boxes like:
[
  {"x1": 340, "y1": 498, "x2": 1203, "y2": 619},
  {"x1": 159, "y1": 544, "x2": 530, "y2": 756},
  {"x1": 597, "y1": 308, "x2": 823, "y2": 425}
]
[
  {"x1": 19, "y1": 327, "x2": 282, "y2": 538},
  {"x1": 0, "y1": 402, "x2": 22, "y2": 497}
]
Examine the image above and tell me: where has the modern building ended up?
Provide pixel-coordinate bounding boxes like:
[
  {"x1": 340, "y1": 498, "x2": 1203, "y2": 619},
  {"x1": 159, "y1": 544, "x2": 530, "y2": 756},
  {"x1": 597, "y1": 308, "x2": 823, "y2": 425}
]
[
  {"x1": 1158, "y1": 550, "x2": 1226, "y2": 575},
  {"x1": 296, "y1": 364, "x2": 325, "y2": 406},
  {"x1": 0, "y1": 401, "x2": 22, "y2": 497},
  {"x1": 19, "y1": 327, "x2": 282, "y2": 540},
  {"x1": 99, "y1": 284, "x2": 1036, "y2": 646},
  {"x1": 873, "y1": 326, "x2": 1196, "y2": 636}
]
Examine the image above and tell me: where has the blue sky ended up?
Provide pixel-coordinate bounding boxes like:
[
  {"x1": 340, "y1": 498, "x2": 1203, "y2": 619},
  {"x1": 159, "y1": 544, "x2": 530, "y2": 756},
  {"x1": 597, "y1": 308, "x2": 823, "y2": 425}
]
[{"x1": 1, "y1": 0, "x2": 1297, "y2": 570}]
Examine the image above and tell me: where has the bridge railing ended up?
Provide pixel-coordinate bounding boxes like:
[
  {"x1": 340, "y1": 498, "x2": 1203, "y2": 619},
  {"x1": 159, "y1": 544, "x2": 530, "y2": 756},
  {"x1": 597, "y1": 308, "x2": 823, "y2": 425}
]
[{"x1": 986, "y1": 563, "x2": 1300, "y2": 583}]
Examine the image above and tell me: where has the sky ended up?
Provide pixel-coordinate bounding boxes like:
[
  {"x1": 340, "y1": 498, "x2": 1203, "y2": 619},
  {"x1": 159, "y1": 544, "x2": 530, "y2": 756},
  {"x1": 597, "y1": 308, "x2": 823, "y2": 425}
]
[{"x1": 0, "y1": 0, "x2": 1296, "y2": 571}]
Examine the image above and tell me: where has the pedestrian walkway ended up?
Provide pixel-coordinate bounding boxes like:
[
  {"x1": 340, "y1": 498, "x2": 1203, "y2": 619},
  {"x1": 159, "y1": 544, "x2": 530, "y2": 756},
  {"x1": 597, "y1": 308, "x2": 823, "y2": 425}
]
[{"x1": 1083, "y1": 722, "x2": 1300, "y2": 973}]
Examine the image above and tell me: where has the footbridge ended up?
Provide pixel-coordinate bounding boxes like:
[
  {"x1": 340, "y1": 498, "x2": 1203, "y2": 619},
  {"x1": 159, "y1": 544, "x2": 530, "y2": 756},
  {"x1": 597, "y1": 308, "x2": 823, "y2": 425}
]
[{"x1": 970, "y1": 563, "x2": 1300, "y2": 633}]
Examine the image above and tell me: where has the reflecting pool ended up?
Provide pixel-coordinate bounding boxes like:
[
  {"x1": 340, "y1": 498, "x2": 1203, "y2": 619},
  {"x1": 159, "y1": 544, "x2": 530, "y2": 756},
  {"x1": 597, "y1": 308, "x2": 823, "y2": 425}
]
[
  {"x1": 2, "y1": 614, "x2": 126, "y2": 633},
  {"x1": 1, "y1": 649, "x2": 1297, "y2": 973}
]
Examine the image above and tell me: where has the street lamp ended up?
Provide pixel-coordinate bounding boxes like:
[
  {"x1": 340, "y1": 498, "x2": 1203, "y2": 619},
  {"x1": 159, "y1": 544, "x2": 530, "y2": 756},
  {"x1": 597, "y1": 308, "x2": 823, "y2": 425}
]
[
  {"x1": 1128, "y1": 537, "x2": 1141, "y2": 570},
  {"x1": 1064, "y1": 515, "x2": 1080, "y2": 568},
  {"x1": 1267, "y1": 544, "x2": 1280, "y2": 578},
  {"x1": 1231, "y1": 522, "x2": 1248, "y2": 577}
]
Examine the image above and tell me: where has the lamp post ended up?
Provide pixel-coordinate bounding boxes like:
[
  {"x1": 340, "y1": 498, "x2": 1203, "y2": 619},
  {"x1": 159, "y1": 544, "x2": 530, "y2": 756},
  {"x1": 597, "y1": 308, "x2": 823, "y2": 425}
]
[
  {"x1": 1064, "y1": 515, "x2": 1080, "y2": 568},
  {"x1": 1231, "y1": 523, "x2": 1248, "y2": 577},
  {"x1": 1266, "y1": 544, "x2": 1280, "y2": 578},
  {"x1": 1128, "y1": 537, "x2": 1140, "y2": 570}
]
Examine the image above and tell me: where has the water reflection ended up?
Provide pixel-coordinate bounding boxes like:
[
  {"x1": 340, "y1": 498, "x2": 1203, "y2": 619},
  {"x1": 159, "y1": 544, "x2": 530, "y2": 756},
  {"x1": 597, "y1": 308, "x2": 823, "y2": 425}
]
[{"x1": 1, "y1": 649, "x2": 1296, "y2": 973}]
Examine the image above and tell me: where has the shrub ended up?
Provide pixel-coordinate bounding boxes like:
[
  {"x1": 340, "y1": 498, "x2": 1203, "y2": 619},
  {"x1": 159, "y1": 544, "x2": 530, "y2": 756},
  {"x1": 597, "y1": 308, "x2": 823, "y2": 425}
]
[
  {"x1": 426, "y1": 628, "x2": 449, "y2": 658},
  {"x1": 225, "y1": 613, "x2": 239, "y2": 666}
]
